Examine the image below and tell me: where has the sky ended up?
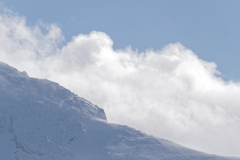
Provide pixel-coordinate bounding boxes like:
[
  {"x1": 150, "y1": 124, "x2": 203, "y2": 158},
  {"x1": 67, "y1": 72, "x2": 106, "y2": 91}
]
[
  {"x1": 1, "y1": 0, "x2": 240, "y2": 157},
  {"x1": 2, "y1": 0, "x2": 240, "y2": 80}
]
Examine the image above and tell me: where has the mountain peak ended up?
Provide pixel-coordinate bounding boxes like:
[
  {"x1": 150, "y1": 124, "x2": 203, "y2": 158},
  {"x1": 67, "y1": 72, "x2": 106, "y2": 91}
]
[{"x1": 0, "y1": 62, "x2": 28, "y2": 77}]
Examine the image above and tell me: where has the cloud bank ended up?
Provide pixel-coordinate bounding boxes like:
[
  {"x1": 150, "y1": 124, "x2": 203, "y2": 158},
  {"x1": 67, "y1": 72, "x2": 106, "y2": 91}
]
[{"x1": 1, "y1": 9, "x2": 240, "y2": 157}]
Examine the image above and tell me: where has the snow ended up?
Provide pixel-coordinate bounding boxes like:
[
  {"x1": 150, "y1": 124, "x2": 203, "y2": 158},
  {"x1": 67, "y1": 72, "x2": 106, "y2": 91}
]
[{"x1": 0, "y1": 61, "x2": 239, "y2": 160}]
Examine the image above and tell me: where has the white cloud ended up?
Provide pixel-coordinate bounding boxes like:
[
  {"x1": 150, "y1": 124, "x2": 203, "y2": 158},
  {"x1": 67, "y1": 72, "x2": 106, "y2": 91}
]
[{"x1": 1, "y1": 9, "x2": 240, "y2": 157}]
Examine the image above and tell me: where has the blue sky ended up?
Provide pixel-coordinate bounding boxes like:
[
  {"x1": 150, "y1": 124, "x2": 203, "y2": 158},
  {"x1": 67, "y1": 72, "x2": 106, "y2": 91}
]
[{"x1": 1, "y1": 0, "x2": 240, "y2": 80}]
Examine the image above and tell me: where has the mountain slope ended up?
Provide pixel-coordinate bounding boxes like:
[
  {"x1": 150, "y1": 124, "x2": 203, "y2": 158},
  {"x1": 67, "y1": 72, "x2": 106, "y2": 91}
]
[{"x1": 0, "y1": 61, "x2": 238, "y2": 160}]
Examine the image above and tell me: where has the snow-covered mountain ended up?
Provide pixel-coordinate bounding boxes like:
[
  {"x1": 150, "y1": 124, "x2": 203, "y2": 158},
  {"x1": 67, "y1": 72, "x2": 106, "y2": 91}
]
[{"x1": 0, "y1": 61, "x2": 238, "y2": 160}]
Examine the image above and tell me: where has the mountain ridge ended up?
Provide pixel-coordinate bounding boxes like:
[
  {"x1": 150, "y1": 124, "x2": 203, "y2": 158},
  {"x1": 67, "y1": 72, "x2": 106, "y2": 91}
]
[{"x1": 0, "y1": 61, "x2": 238, "y2": 160}]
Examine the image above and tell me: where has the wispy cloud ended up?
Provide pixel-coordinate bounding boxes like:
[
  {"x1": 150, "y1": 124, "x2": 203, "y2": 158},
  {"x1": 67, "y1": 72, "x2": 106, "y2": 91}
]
[{"x1": 1, "y1": 8, "x2": 240, "y2": 157}]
